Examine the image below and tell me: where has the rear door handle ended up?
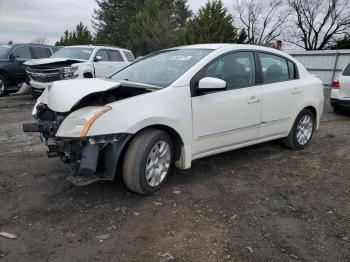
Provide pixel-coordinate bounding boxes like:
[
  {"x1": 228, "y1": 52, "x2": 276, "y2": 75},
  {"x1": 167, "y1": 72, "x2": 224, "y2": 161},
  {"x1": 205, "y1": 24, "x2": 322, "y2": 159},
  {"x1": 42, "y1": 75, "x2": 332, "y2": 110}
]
[
  {"x1": 247, "y1": 96, "x2": 261, "y2": 104},
  {"x1": 291, "y1": 88, "x2": 301, "y2": 95}
]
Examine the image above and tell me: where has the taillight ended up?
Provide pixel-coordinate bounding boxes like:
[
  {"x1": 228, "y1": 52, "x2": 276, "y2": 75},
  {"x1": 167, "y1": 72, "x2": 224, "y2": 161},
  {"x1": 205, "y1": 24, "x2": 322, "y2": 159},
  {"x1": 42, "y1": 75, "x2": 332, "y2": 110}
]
[{"x1": 331, "y1": 80, "x2": 340, "y2": 89}]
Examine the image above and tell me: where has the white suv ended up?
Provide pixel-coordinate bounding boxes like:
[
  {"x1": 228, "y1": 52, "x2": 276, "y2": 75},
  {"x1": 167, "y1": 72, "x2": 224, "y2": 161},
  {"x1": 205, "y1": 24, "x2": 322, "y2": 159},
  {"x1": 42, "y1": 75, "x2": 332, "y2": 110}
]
[
  {"x1": 23, "y1": 44, "x2": 324, "y2": 195},
  {"x1": 331, "y1": 62, "x2": 350, "y2": 112},
  {"x1": 25, "y1": 45, "x2": 135, "y2": 97}
]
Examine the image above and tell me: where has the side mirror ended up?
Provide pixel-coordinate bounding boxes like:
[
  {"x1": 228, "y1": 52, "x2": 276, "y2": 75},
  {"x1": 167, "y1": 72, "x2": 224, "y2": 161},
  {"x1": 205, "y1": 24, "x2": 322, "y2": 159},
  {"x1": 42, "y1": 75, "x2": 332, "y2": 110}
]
[
  {"x1": 94, "y1": 55, "x2": 102, "y2": 62},
  {"x1": 198, "y1": 77, "x2": 226, "y2": 92},
  {"x1": 9, "y1": 53, "x2": 16, "y2": 61}
]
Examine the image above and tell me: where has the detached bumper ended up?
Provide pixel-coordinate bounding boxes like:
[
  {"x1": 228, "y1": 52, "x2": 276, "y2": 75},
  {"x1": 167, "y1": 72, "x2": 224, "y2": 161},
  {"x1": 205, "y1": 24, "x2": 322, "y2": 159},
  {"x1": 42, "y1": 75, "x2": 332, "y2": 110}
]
[{"x1": 331, "y1": 98, "x2": 350, "y2": 111}]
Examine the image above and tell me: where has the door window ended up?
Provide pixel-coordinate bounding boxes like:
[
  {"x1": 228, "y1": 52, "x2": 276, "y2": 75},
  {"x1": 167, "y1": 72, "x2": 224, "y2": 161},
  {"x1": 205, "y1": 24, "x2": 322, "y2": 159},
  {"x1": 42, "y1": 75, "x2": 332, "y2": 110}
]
[
  {"x1": 203, "y1": 52, "x2": 255, "y2": 90},
  {"x1": 95, "y1": 49, "x2": 109, "y2": 61},
  {"x1": 109, "y1": 50, "x2": 124, "y2": 62},
  {"x1": 32, "y1": 47, "x2": 52, "y2": 58},
  {"x1": 12, "y1": 46, "x2": 32, "y2": 60},
  {"x1": 259, "y1": 53, "x2": 289, "y2": 84},
  {"x1": 123, "y1": 51, "x2": 135, "y2": 62}
]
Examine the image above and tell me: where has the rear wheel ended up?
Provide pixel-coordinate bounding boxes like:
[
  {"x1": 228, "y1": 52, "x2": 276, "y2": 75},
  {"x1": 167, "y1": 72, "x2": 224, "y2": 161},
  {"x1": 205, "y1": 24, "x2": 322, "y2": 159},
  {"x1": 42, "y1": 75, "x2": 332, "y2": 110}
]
[
  {"x1": 123, "y1": 129, "x2": 173, "y2": 195},
  {"x1": 0, "y1": 74, "x2": 8, "y2": 97},
  {"x1": 283, "y1": 109, "x2": 315, "y2": 149}
]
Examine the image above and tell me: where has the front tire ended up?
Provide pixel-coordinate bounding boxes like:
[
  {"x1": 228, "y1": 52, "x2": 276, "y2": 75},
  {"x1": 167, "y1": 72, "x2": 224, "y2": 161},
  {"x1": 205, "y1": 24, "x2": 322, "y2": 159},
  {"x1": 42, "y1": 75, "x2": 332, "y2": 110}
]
[
  {"x1": 283, "y1": 109, "x2": 315, "y2": 150},
  {"x1": 0, "y1": 74, "x2": 8, "y2": 97},
  {"x1": 123, "y1": 129, "x2": 173, "y2": 195}
]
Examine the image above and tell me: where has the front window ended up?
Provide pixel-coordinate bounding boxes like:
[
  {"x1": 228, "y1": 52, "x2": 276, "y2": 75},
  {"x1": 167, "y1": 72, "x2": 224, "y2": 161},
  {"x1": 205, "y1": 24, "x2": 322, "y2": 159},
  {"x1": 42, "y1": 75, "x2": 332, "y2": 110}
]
[
  {"x1": 51, "y1": 47, "x2": 93, "y2": 60},
  {"x1": 111, "y1": 49, "x2": 212, "y2": 87},
  {"x1": 0, "y1": 44, "x2": 12, "y2": 58}
]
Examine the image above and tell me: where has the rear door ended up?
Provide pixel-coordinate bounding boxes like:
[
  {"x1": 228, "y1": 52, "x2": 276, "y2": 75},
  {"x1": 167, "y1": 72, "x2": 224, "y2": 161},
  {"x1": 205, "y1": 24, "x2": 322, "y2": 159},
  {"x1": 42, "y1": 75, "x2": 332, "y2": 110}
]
[
  {"x1": 258, "y1": 52, "x2": 302, "y2": 138},
  {"x1": 108, "y1": 49, "x2": 129, "y2": 74},
  {"x1": 339, "y1": 63, "x2": 350, "y2": 97}
]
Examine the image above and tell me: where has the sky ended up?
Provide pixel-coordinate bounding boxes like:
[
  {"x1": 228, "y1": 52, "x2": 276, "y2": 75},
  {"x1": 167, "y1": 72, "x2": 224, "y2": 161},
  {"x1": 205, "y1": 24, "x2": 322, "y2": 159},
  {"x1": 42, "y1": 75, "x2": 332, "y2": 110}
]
[{"x1": 0, "y1": 0, "x2": 233, "y2": 45}]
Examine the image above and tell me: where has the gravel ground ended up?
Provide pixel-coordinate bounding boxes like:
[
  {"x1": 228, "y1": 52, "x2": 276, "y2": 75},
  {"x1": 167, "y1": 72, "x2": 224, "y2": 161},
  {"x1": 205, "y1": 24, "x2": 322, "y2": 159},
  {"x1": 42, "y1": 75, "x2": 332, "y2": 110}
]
[{"x1": 0, "y1": 90, "x2": 349, "y2": 262}]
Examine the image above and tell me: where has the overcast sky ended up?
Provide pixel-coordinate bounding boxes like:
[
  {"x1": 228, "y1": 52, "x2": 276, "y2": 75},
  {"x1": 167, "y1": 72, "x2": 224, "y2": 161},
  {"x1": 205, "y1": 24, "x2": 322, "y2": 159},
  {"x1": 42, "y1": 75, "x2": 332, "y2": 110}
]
[{"x1": 0, "y1": 0, "x2": 233, "y2": 45}]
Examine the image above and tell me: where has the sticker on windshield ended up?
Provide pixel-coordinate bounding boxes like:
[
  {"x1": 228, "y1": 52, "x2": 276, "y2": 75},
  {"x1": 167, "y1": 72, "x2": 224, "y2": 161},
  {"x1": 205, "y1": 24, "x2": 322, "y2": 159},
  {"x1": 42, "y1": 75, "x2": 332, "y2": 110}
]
[
  {"x1": 82, "y1": 50, "x2": 92, "y2": 54},
  {"x1": 170, "y1": 55, "x2": 193, "y2": 61}
]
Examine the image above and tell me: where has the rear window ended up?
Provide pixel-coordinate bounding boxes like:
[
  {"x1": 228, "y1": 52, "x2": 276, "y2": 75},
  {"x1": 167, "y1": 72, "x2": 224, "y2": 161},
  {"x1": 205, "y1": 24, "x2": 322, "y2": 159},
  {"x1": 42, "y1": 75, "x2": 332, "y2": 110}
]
[
  {"x1": 109, "y1": 50, "x2": 124, "y2": 62},
  {"x1": 342, "y1": 63, "x2": 350, "y2": 76},
  {"x1": 123, "y1": 51, "x2": 135, "y2": 62},
  {"x1": 32, "y1": 47, "x2": 52, "y2": 58}
]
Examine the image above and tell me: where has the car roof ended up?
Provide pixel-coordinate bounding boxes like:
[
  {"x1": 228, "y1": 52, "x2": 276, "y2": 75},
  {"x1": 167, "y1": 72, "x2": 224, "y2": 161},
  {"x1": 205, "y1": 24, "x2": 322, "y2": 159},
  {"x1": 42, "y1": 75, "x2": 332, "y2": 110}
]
[
  {"x1": 172, "y1": 43, "x2": 294, "y2": 60},
  {"x1": 61, "y1": 45, "x2": 131, "y2": 52}
]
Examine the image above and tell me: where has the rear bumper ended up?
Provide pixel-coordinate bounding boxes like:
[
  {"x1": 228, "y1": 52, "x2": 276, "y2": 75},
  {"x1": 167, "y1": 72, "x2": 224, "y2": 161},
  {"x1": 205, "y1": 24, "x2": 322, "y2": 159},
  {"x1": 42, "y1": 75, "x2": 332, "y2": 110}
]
[{"x1": 331, "y1": 98, "x2": 350, "y2": 110}]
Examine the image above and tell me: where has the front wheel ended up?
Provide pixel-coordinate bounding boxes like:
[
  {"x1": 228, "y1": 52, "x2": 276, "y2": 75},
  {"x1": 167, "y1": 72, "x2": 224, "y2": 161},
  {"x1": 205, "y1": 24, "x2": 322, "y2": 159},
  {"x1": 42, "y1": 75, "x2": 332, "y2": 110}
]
[
  {"x1": 122, "y1": 129, "x2": 173, "y2": 195},
  {"x1": 283, "y1": 109, "x2": 315, "y2": 150},
  {"x1": 0, "y1": 74, "x2": 8, "y2": 97}
]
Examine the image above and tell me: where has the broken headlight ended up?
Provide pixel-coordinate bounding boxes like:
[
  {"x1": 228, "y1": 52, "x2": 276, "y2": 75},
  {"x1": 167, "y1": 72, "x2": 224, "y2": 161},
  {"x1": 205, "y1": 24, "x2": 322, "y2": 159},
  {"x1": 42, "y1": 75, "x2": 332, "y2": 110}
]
[{"x1": 62, "y1": 66, "x2": 79, "y2": 79}]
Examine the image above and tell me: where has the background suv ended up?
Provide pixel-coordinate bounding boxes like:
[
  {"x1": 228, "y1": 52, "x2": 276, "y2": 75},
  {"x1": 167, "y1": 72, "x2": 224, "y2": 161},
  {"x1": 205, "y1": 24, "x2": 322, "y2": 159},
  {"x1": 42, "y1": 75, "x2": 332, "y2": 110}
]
[
  {"x1": 0, "y1": 43, "x2": 59, "y2": 96},
  {"x1": 25, "y1": 45, "x2": 135, "y2": 97},
  {"x1": 331, "y1": 62, "x2": 350, "y2": 112}
]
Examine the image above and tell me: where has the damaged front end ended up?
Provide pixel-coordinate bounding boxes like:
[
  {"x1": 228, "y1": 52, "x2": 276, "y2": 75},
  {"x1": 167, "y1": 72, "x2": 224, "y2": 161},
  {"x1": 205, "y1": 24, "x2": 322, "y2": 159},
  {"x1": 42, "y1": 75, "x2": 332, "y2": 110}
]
[
  {"x1": 23, "y1": 103, "x2": 131, "y2": 186},
  {"x1": 23, "y1": 79, "x2": 153, "y2": 186}
]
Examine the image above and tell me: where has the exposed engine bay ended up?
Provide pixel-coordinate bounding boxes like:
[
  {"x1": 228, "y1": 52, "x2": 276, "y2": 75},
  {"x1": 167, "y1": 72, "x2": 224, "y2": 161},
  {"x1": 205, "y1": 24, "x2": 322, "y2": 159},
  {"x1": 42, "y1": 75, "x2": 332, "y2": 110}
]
[{"x1": 23, "y1": 85, "x2": 152, "y2": 185}]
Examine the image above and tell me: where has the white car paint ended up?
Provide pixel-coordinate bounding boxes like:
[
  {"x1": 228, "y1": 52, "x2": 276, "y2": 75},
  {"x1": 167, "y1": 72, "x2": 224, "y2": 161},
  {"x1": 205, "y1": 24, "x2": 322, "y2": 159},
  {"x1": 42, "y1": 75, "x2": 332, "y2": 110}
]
[
  {"x1": 331, "y1": 62, "x2": 350, "y2": 110},
  {"x1": 33, "y1": 44, "x2": 324, "y2": 171},
  {"x1": 25, "y1": 45, "x2": 134, "y2": 91}
]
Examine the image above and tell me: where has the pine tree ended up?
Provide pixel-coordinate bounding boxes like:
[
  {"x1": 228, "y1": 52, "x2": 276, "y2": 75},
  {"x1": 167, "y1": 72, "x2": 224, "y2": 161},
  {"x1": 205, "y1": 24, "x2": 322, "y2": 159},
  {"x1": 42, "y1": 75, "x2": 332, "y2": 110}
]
[
  {"x1": 55, "y1": 22, "x2": 93, "y2": 46},
  {"x1": 178, "y1": 0, "x2": 239, "y2": 45},
  {"x1": 93, "y1": 0, "x2": 144, "y2": 47},
  {"x1": 129, "y1": 0, "x2": 191, "y2": 56},
  {"x1": 332, "y1": 34, "x2": 350, "y2": 49}
]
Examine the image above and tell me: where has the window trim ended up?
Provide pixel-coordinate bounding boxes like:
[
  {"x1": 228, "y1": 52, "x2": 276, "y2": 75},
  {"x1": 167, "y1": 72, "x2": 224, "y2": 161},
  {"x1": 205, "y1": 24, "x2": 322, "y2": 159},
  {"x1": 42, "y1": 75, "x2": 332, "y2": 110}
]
[
  {"x1": 190, "y1": 49, "x2": 260, "y2": 97},
  {"x1": 256, "y1": 51, "x2": 299, "y2": 86}
]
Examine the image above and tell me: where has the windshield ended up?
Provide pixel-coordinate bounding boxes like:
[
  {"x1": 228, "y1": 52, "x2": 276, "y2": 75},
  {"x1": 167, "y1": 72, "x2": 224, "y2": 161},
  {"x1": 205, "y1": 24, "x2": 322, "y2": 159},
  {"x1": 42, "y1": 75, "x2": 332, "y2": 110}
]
[
  {"x1": 111, "y1": 49, "x2": 212, "y2": 87},
  {"x1": 51, "y1": 47, "x2": 93, "y2": 60},
  {"x1": 0, "y1": 44, "x2": 12, "y2": 59}
]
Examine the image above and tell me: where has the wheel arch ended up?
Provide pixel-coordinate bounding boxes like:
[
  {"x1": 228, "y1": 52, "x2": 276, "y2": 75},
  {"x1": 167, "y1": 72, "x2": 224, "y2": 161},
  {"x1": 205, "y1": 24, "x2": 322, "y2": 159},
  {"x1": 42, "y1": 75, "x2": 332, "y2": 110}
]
[
  {"x1": 83, "y1": 71, "x2": 94, "y2": 78},
  {"x1": 115, "y1": 124, "x2": 186, "y2": 180}
]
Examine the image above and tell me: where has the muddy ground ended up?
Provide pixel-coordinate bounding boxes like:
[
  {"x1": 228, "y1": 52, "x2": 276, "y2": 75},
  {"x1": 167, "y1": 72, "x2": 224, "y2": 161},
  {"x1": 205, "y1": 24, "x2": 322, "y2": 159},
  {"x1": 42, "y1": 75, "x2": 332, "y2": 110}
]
[{"x1": 0, "y1": 90, "x2": 349, "y2": 262}]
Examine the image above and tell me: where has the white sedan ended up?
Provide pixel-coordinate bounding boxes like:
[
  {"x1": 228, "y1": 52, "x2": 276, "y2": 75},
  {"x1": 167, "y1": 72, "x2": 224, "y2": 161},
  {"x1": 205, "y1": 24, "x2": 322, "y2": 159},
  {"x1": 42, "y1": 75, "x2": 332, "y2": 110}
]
[{"x1": 23, "y1": 44, "x2": 324, "y2": 195}]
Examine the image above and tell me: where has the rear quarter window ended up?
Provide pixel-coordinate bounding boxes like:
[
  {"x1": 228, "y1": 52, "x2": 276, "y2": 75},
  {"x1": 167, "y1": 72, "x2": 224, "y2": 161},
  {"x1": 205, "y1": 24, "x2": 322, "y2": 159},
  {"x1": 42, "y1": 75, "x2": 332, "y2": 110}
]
[{"x1": 342, "y1": 63, "x2": 350, "y2": 76}]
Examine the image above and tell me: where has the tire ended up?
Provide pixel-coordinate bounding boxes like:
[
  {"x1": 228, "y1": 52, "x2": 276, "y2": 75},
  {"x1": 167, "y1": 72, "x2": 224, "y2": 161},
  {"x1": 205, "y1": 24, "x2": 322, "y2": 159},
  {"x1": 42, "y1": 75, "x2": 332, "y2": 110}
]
[
  {"x1": 123, "y1": 129, "x2": 173, "y2": 195},
  {"x1": 0, "y1": 74, "x2": 8, "y2": 97},
  {"x1": 283, "y1": 109, "x2": 315, "y2": 150}
]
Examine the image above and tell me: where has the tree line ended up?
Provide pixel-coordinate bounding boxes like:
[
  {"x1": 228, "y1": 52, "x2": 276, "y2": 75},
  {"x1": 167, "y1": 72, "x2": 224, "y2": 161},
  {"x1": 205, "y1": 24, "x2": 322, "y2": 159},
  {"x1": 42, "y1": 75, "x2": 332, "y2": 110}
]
[{"x1": 55, "y1": 0, "x2": 350, "y2": 55}]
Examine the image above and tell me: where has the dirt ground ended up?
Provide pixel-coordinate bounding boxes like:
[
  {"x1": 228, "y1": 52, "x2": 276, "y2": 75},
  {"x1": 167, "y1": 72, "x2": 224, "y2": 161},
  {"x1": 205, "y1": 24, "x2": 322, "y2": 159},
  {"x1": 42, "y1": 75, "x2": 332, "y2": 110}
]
[{"x1": 0, "y1": 90, "x2": 349, "y2": 262}]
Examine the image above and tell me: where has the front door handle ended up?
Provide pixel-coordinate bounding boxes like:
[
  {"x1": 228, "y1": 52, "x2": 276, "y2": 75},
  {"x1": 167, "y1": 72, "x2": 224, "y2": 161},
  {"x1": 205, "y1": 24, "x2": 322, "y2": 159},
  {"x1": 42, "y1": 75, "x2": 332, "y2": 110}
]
[{"x1": 247, "y1": 96, "x2": 261, "y2": 104}]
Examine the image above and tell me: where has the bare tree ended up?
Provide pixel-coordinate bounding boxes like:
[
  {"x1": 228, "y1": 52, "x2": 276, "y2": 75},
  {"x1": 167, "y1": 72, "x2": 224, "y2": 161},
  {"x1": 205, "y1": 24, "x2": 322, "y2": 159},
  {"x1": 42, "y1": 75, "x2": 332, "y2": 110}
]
[
  {"x1": 234, "y1": 0, "x2": 288, "y2": 45},
  {"x1": 32, "y1": 36, "x2": 47, "y2": 45},
  {"x1": 287, "y1": 0, "x2": 350, "y2": 50}
]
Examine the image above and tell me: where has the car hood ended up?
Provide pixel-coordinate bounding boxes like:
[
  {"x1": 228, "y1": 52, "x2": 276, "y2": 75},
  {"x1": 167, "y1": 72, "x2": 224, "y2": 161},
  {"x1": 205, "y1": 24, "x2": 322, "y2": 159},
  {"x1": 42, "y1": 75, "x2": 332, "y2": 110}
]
[
  {"x1": 24, "y1": 58, "x2": 85, "y2": 66},
  {"x1": 40, "y1": 78, "x2": 122, "y2": 112}
]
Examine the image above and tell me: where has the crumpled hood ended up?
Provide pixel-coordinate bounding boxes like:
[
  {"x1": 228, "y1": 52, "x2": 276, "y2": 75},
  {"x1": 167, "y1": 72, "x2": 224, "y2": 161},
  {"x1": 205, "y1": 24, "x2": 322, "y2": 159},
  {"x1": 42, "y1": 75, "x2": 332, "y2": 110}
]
[
  {"x1": 40, "y1": 78, "x2": 121, "y2": 112},
  {"x1": 24, "y1": 58, "x2": 85, "y2": 66}
]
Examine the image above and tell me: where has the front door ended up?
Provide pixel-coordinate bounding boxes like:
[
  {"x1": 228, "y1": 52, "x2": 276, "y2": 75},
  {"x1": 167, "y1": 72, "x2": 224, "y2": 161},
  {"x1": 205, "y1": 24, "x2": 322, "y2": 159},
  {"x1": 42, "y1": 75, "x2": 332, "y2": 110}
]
[
  {"x1": 93, "y1": 49, "x2": 112, "y2": 78},
  {"x1": 192, "y1": 51, "x2": 262, "y2": 157}
]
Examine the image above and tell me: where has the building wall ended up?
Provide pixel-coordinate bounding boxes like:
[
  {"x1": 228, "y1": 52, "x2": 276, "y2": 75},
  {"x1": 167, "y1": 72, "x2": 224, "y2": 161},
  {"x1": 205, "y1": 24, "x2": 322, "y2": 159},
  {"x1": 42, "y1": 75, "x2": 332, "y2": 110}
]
[{"x1": 289, "y1": 50, "x2": 350, "y2": 86}]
